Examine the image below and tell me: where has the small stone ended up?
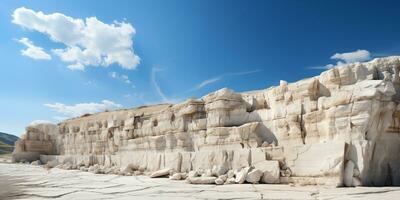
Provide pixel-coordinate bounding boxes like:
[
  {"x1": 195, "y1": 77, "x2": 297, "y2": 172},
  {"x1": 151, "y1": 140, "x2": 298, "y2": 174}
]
[
  {"x1": 30, "y1": 160, "x2": 41, "y2": 165},
  {"x1": 79, "y1": 166, "x2": 88, "y2": 171},
  {"x1": 212, "y1": 165, "x2": 228, "y2": 177},
  {"x1": 215, "y1": 178, "x2": 224, "y2": 185},
  {"x1": 180, "y1": 172, "x2": 188, "y2": 179},
  {"x1": 169, "y1": 173, "x2": 182, "y2": 180},
  {"x1": 138, "y1": 166, "x2": 146, "y2": 172},
  {"x1": 218, "y1": 174, "x2": 228, "y2": 182},
  {"x1": 235, "y1": 167, "x2": 251, "y2": 184},
  {"x1": 188, "y1": 177, "x2": 217, "y2": 184},
  {"x1": 134, "y1": 171, "x2": 142, "y2": 176},
  {"x1": 202, "y1": 169, "x2": 213, "y2": 177},
  {"x1": 225, "y1": 177, "x2": 236, "y2": 184},
  {"x1": 227, "y1": 170, "x2": 235, "y2": 178},
  {"x1": 150, "y1": 168, "x2": 171, "y2": 178},
  {"x1": 188, "y1": 170, "x2": 198, "y2": 178}
]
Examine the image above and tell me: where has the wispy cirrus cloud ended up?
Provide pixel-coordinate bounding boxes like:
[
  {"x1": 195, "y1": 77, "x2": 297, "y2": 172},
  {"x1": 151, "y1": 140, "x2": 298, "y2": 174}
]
[
  {"x1": 149, "y1": 68, "x2": 260, "y2": 103},
  {"x1": 109, "y1": 71, "x2": 135, "y2": 88},
  {"x1": 193, "y1": 69, "x2": 261, "y2": 90},
  {"x1": 151, "y1": 67, "x2": 169, "y2": 102},
  {"x1": 195, "y1": 77, "x2": 221, "y2": 90},
  {"x1": 150, "y1": 67, "x2": 182, "y2": 103},
  {"x1": 83, "y1": 80, "x2": 96, "y2": 86}
]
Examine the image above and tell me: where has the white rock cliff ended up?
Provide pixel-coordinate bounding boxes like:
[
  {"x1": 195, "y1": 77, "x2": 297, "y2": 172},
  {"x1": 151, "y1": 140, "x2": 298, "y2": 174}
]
[{"x1": 13, "y1": 56, "x2": 400, "y2": 186}]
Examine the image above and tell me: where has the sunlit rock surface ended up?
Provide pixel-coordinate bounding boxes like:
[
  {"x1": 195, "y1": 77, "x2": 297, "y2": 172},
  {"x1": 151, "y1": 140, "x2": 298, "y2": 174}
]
[{"x1": 13, "y1": 56, "x2": 400, "y2": 186}]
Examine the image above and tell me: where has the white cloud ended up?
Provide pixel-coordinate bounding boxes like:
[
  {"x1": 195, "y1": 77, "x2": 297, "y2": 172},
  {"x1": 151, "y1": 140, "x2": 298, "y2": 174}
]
[
  {"x1": 123, "y1": 93, "x2": 144, "y2": 99},
  {"x1": 17, "y1": 37, "x2": 51, "y2": 60},
  {"x1": 121, "y1": 75, "x2": 131, "y2": 84},
  {"x1": 83, "y1": 80, "x2": 96, "y2": 86},
  {"x1": 307, "y1": 63, "x2": 336, "y2": 70},
  {"x1": 44, "y1": 100, "x2": 122, "y2": 118},
  {"x1": 12, "y1": 7, "x2": 140, "y2": 70},
  {"x1": 109, "y1": 71, "x2": 134, "y2": 86},
  {"x1": 110, "y1": 71, "x2": 117, "y2": 78},
  {"x1": 53, "y1": 116, "x2": 68, "y2": 121},
  {"x1": 331, "y1": 49, "x2": 371, "y2": 63},
  {"x1": 29, "y1": 120, "x2": 53, "y2": 126},
  {"x1": 308, "y1": 49, "x2": 371, "y2": 70}
]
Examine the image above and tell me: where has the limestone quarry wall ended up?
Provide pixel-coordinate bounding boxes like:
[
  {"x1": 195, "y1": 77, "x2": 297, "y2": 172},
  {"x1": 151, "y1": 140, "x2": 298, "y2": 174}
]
[{"x1": 13, "y1": 56, "x2": 400, "y2": 186}]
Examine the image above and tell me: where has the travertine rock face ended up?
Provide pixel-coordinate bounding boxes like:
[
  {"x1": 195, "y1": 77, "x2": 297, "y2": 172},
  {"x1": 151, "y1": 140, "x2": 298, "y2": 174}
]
[{"x1": 13, "y1": 56, "x2": 400, "y2": 186}]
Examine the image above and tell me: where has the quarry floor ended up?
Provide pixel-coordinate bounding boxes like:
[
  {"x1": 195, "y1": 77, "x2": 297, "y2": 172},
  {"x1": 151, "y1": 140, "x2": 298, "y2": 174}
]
[{"x1": 0, "y1": 163, "x2": 399, "y2": 200}]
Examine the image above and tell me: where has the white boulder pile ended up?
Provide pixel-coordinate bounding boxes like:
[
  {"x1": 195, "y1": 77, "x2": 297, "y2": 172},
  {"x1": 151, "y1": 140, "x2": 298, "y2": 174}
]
[{"x1": 12, "y1": 56, "x2": 400, "y2": 186}]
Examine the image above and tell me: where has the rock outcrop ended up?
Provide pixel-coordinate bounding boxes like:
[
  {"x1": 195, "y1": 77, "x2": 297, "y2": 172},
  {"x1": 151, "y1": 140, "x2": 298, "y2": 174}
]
[{"x1": 13, "y1": 56, "x2": 400, "y2": 186}]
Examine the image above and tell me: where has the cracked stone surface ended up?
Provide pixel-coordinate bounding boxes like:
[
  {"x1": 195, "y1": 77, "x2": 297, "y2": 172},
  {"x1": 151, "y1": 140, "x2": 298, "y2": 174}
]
[{"x1": 1, "y1": 163, "x2": 400, "y2": 200}]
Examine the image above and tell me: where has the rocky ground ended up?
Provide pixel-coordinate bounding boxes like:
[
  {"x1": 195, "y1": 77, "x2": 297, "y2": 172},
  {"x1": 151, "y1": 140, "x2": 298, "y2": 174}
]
[{"x1": 0, "y1": 163, "x2": 399, "y2": 200}]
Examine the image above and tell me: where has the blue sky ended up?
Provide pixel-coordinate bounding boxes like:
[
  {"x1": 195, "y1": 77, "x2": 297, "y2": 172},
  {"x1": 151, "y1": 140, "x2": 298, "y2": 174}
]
[{"x1": 1, "y1": 0, "x2": 400, "y2": 136}]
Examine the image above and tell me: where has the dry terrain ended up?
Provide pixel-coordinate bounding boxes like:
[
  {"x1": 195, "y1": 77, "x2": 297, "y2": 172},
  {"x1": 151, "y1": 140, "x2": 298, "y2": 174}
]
[{"x1": 0, "y1": 163, "x2": 399, "y2": 200}]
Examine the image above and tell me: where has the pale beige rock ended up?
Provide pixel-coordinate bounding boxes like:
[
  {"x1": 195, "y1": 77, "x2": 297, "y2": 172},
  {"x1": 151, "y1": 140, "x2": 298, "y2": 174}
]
[
  {"x1": 169, "y1": 173, "x2": 183, "y2": 180},
  {"x1": 235, "y1": 167, "x2": 251, "y2": 184},
  {"x1": 188, "y1": 177, "x2": 217, "y2": 184},
  {"x1": 344, "y1": 160, "x2": 355, "y2": 187},
  {"x1": 246, "y1": 169, "x2": 263, "y2": 183},
  {"x1": 188, "y1": 170, "x2": 198, "y2": 178},
  {"x1": 214, "y1": 178, "x2": 224, "y2": 185},
  {"x1": 225, "y1": 177, "x2": 236, "y2": 184},
  {"x1": 254, "y1": 160, "x2": 280, "y2": 184},
  {"x1": 150, "y1": 168, "x2": 172, "y2": 178},
  {"x1": 218, "y1": 174, "x2": 228, "y2": 182},
  {"x1": 12, "y1": 56, "x2": 400, "y2": 186}
]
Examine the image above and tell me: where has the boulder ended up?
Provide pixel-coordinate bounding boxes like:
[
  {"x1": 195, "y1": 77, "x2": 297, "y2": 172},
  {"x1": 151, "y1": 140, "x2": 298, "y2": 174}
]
[
  {"x1": 212, "y1": 165, "x2": 228, "y2": 177},
  {"x1": 235, "y1": 167, "x2": 251, "y2": 184},
  {"x1": 254, "y1": 161, "x2": 280, "y2": 184},
  {"x1": 227, "y1": 170, "x2": 235, "y2": 178},
  {"x1": 245, "y1": 169, "x2": 263, "y2": 183},
  {"x1": 150, "y1": 168, "x2": 172, "y2": 178}
]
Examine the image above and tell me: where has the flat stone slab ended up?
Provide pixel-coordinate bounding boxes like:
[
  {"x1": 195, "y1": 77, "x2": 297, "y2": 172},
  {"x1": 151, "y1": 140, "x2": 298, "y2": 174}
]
[{"x1": 1, "y1": 163, "x2": 399, "y2": 200}]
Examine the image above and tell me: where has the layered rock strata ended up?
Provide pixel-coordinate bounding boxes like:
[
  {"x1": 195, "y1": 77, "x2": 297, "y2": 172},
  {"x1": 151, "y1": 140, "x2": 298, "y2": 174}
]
[{"x1": 13, "y1": 56, "x2": 400, "y2": 186}]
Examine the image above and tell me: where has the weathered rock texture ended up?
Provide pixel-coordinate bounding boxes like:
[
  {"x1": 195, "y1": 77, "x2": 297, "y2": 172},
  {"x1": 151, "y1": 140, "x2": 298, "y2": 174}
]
[{"x1": 13, "y1": 56, "x2": 400, "y2": 186}]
